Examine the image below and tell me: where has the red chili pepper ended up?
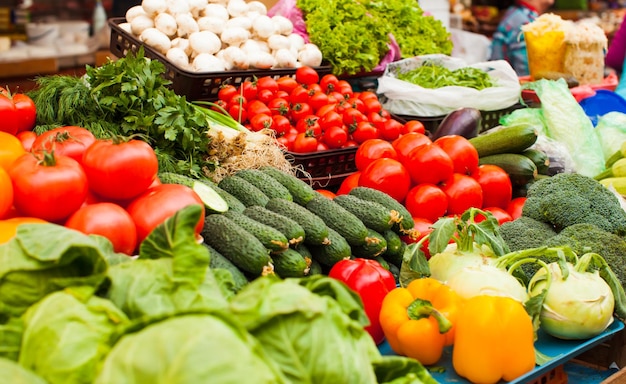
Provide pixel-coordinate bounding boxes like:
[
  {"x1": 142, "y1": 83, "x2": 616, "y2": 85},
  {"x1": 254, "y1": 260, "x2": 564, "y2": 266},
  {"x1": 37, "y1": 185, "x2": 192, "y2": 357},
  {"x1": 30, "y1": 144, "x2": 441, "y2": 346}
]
[{"x1": 328, "y1": 258, "x2": 397, "y2": 344}]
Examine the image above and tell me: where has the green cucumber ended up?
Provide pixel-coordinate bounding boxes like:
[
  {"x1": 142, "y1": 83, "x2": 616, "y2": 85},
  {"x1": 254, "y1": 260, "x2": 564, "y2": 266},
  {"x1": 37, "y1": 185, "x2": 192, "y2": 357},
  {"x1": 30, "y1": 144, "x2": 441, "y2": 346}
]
[
  {"x1": 374, "y1": 256, "x2": 391, "y2": 271},
  {"x1": 305, "y1": 194, "x2": 369, "y2": 246},
  {"x1": 235, "y1": 168, "x2": 293, "y2": 201},
  {"x1": 479, "y1": 153, "x2": 538, "y2": 187},
  {"x1": 202, "y1": 243, "x2": 249, "y2": 292},
  {"x1": 271, "y1": 248, "x2": 311, "y2": 278},
  {"x1": 223, "y1": 210, "x2": 290, "y2": 253},
  {"x1": 218, "y1": 175, "x2": 270, "y2": 207},
  {"x1": 308, "y1": 258, "x2": 323, "y2": 275},
  {"x1": 260, "y1": 166, "x2": 317, "y2": 206},
  {"x1": 468, "y1": 124, "x2": 538, "y2": 157},
  {"x1": 521, "y1": 148, "x2": 550, "y2": 175},
  {"x1": 381, "y1": 229, "x2": 406, "y2": 268},
  {"x1": 242, "y1": 205, "x2": 306, "y2": 245},
  {"x1": 201, "y1": 214, "x2": 273, "y2": 276},
  {"x1": 333, "y1": 194, "x2": 401, "y2": 233},
  {"x1": 265, "y1": 198, "x2": 330, "y2": 246},
  {"x1": 348, "y1": 187, "x2": 415, "y2": 236},
  {"x1": 293, "y1": 243, "x2": 313, "y2": 264},
  {"x1": 351, "y1": 228, "x2": 388, "y2": 259},
  {"x1": 308, "y1": 227, "x2": 352, "y2": 267},
  {"x1": 157, "y1": 172, "x2": 228, "y2": 213}
]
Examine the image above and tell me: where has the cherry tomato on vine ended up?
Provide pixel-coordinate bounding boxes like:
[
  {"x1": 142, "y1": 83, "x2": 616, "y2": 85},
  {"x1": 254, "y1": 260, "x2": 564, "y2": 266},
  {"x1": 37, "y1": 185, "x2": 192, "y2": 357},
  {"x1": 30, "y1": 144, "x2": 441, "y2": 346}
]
[
  {"x1": 295, "y1": 66, "x2": 319, "y2": 85},
  {"x1": 65, "y1": 202, "x2": 138, "y2": 255},
  {"x1": 433, "y1": 135, "x2": 479, "y2": 176},
  {"x1": 355, "y1": 139, "x2": 397, "y2": 172},
  {"x1": 31, "y1": 126, "x2": 96, "y2": 165},
  {"x1": 359, "y1": 158, "x2": 411, "y2": 202},
  {"x1": 82, "y1": 138, "x2": 159, "y2": 201},
  {"x1": 9, "y1": 152, "x2": 88, "y2": 222}
]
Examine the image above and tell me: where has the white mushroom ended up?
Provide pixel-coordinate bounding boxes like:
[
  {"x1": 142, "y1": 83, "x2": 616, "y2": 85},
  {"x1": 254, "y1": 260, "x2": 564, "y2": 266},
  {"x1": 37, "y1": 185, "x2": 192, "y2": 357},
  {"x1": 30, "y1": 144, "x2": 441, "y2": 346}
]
[
  {"x1": 287, "y1": 33, "x2": 305, "y2": 55},
  {"x1": 201, "y1": 3, "x2": 229, "y2": 21},
  {"x1": 271, "y1": 15, "x2": 293, "y2": 36},
  {"x1": 226, "y1": 0, "x2": 248, "y2": 18},
  {"x1": 139, "y1": 27, "x2": 171, "y2": 54},
  {"x1": 274, "y1": 48, "x2": 297, "y2": 68},
  {"x1": 196, "y1": 16, "x2": 224, "y2": 34},
  {"x1": 171, "y1": 37, "x2": 193, "y2": 56},
  {"x1": 246, "y1": 1, "x2": 267, "y2": 16},
  {"x1": 189, "y1": 30, "x2": 222, "y2": 55},
  {"x1": 251, "y1": 15, "x2": 275, "y2": 40},
  {"x1": 188, "y1": 0, "x2": 208, "y2": 18},
  {"x1": 225, "y1": 16, "x2": 253, "y2": 31},
  {"x1": 221, "y1": 27, "x2": 250, "y2": 47},
  {"x1": 125, "y1": 5, "x2": 147, "y2": 23},
  {"x1": 154, "y1": 12, "x2": 177, "y2": 37},
  {"x1": 249, "y1": 51, "x2": 276, "y2": 69},
  {"x1": 166, "y1": 47, "x2": 190, "y2": 68},
  {"x1": 175, "y1": 13, "x2": 199, "y2": 38},
  {"x1": 130, "y1": 14, "x2": 155, "y2": 36},
  {"x1": 141, "y1": 0, "x2": 167, "y2": 17},
  {"x1": 221, "y1": 45, "x2": 249, "y2": 70},
  {"x1": 267, "y1": 34, "x2": 290, "y2": 51},
  {"x1": 118, "y1": 22, "x2": 133, "y2": 34},
  {"x1": 298, "y1": 44, "x2": 323, "y2": 67},
  {"x1": 192, "y1": 53, "x2": 226, "y2": 72},
  {"x1": 165, "y1": 0, "x2": 190, "y2": 15}
]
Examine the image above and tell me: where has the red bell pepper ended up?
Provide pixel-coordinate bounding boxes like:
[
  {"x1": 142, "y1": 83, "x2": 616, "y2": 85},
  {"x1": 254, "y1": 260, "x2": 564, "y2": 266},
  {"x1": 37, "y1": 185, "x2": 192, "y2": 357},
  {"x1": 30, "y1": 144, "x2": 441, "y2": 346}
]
[{"x1": 328, "y1": 258, "x2": 397, "y2": 344}]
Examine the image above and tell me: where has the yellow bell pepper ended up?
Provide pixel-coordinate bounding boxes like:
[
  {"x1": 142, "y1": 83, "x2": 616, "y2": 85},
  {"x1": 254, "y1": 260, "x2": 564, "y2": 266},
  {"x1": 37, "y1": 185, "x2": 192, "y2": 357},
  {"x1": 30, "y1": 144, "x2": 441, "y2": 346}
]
[
  {"x1": 452, "y1": 295, "x2": 536, "y2": 384},
  {"x1": 379, "y1": 277, "x2": 464, "y2": 365}
]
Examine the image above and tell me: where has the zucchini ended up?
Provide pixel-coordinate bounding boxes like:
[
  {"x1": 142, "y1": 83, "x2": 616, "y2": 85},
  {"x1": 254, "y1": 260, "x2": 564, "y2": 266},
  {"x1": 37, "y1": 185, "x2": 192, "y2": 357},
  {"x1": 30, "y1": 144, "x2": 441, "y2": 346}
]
[
  {"x1": 271, "y1": 248, "x2": 312, "y2": 278},
  {"x1": 521, "y1": 148, "x2": 550, "y2": 175},
  {"x1": 260, "y1": 166, "x2": 317, "y2": 206},
  {"x1": 201, "y1": 214, "x2": 273, "y2": 276},
  {"x1": 265, "y1": 198, "x2": 330, "y2": 245},
  {"x1": 242, "y1": 205, "x2": 306, "y2": 245},
  {"x1": 305, "y1": 194, "x2": 369, "y2": 246},
  {"x1": 381, "y1": 229, "x2": 406, "y2": 268},
  {"x1": 235, "y1": 168, "x2": 293, "y2": 201},
  {"x1": 218, "y1": 175, "x2": 270, "y2": 207},
  {"x1": 223, "y1": 210, "x2": 290, "y2": 253},
  {"x1": 468, "y1": 124, "x2": 538, "y2": 157},
  {"x1": 308, "y1": 227, "x2": 352, "y2": 267},
  {"x1": 333, "y1": 194, "x2": 402, "y2": 233},
  {"x1": 202, "y1": 243, "x2": 249, "y2": 292},
  {"x1": 479, "y1": 153, "x2": 538, "y2": 187},
  {"x1": 348, "y1": 187, "x2": 415, "y2": 236},
  {"x1": 157, "y1": 172, "x2": 228, "y2": 213},
  {"x1": 351, "y1": 228, "x2": 388, "y2": 259}
]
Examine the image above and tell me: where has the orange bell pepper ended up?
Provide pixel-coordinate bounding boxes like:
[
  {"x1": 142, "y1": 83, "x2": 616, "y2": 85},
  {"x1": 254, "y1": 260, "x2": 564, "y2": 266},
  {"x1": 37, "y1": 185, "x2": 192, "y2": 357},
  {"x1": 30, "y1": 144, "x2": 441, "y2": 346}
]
[
  {"x1": 379, "y1": 277, "x2": 464, "y2": 365},
  {"x1": 452, "y1": 295, "x2": 536, "y2": 384}
]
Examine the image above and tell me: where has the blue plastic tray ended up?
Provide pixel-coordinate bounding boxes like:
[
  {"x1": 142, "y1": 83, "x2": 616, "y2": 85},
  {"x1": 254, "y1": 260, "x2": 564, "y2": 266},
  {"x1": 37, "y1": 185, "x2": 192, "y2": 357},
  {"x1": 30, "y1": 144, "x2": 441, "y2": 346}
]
[
  {"x1": 580, "y1": 90, "x2": 626, "y2": 126},
  {"x1": 378, "y1": 318, "x2": 624, "y2": 384}
]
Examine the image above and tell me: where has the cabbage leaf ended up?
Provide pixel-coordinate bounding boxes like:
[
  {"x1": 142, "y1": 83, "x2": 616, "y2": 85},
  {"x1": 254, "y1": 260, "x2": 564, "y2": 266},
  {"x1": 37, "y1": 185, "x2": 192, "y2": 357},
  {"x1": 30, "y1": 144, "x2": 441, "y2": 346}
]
[{"x1": 0, "y1": 357, "x2": 47, "y2": 384}]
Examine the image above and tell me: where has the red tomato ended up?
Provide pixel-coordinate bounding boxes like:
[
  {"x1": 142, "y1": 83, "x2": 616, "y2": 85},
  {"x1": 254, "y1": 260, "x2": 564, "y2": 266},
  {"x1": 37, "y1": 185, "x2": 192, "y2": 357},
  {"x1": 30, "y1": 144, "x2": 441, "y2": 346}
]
[
  {"x1": 257, "y1": 88, "x2": 275, "y2": 104},
  {"x1": 351, "y1": 121, "x2": 379, "y2": 144},
  {"x1": 358, "y1": 91, "x2": 378, "y2": 102},
  {"x1": 267, "y1": 97, "x2": 290, "y2": 116},
  {"x1": 336, "y1": 171, "x2": 360, "y2": 195},
  {"x1": 249, "y1": 113, "x2": 273, "y2": 132},
  {"x1": 355, "y1": 139, "x2": 398, "y2": 172},
  {"x1": 404, "y1": 183, "x2": 448, "y2": 223},
  {"x1": 240, "y1": 80, "x2": 258, "y2": 100},
  {"x1": 319, "y1": 74, "x2": 339, "y2": 93},
  {"x1": 342, "y1": 107, "x2": 367, "y2": 127},
  {"x1": 228, "y1": 103, "x2": 247, "y2": 123},
  {"x1": 295, "y1": 66, "x2": 319, "y2": 85},
  {"x1": 290, "y1": 102, "x2": 313, "y2": 122},
  {"x1": 277, "y1": 75, "x2": 299, "y2": 94},
  {"x1": 433, "y1": 135, "x2": 479, "y2": 175},
  {"x1": 391, "y1": 132, "x2": 431, "y2": 164},
  {"x1": 402, "y1": 120, "x2": 426, "y2": 135},
  {"x1": 16, "y1": 130, "x2": 37, "y2": 152},
  {"x1": 506, "y1": 197, "x2": 526, "y2": 220},
  {"x1": 379, "y1": 118, "x2": 403, "y2": 142},
  {"x1": 65, "y1": 202, "x2": 137, "y2": 255},
  {"x1": 295, "y1": 115, "x2": 321, "y2": 136},
  {"x1": 271, "y1": 114, "x2": 291, "y2": 136},
  {"x1": 471, "y1": 164, "x2": 513, "y2": 210},
  {"x1": 322, "y1": 125, "x2": 348, "y2": 149},
  {"x1": 440, "y1": 173, "x2": 484, "y2": 216},
  {"x1": 319, "y1": 110, "x2": 343, "y2": 131},
  {"x1": 328, "y1": 91, "x2": 346, "y2": 104},
  {"x1": 315, "y1": 189, "x2": 336, "y2": 199},
  {"x1": 13, "y1": 93, "x2": 36, "y2": 133},
  {"x1": 308, "y1": 91, "x2": 330, "y2": 112},
  {"x1": 256, "y1": 76, "x2": 279, "y2": 94},
  {"x1": 82, "y1": 139, "x2": 159, "y2": 201},
  {"x1": 346, "y1": 97, "x2": 366, "y2": 114},
  {"x1": 405, "y1": 143, "x2": 454, "y2": 186},
  {"x1": 316, "y1": 103, "x2": 337, "y2": 118},
  {"x1": 362, "y1": 98, "x2": 382, "y2": 114},
  {"x1": 246, "y1": 100, "x2": 272, "y2": 120},
  {"x1": 328, "y1": 258, "x2": 397, "y2": 344},
  {"x1": 0, "y1": 92, "x2": 19, "y2": 135},
  {"x1": 0, "y1": 167, "x2": 13, "y2": 219},
  {"x1": 400, "y1": 217, "x2": 434, "y2": 258},
  {"x1": 126, "y1": 183, "x2": 205, "y2": 244},
  {"x1": 30, "y1": 126, "x2": 96, "y2": 164},
  {"x1": 9, "y1": 152, "x2": 88, "y2": 222},
  {"x1": 359, "y1": 158, "x2": 411, "y2": 202},
  {"x1": 475, "y1": 207, "x2": 513, "y2": 225},
  {"x1": 217, "y1": 84, "x2": 238, "y2": 103},
  {"x1": 292, "y1": 132, "x2": 318, "y2": 153},
  {"x1": 336, "y1": 80, "x2": 354, "y2": 97}
]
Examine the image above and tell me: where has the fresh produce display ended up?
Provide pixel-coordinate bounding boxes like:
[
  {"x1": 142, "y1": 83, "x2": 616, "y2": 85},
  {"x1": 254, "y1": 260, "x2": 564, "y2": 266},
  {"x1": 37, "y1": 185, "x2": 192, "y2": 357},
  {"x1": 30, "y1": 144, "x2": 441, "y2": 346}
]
[
  {"x1": 294, "y1": 0, "x2": 452, "y2": 75},
  {"x1": 0, "y1": 207, "x2": 439, "y2": 383},
  {"x1": 212, "y1": 66, "x2": 425, "y2": 153},
  {"x1": 120, "y1": 0, "x2": 324, "y2": 71}
]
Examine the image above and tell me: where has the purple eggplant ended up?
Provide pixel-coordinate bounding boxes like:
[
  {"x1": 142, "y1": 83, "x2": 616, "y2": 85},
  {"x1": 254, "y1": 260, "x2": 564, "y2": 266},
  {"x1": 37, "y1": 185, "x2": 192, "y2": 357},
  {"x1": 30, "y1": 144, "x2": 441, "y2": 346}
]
[{"x1": 431, "y1": 108, "x2": 482, "y2": 140}]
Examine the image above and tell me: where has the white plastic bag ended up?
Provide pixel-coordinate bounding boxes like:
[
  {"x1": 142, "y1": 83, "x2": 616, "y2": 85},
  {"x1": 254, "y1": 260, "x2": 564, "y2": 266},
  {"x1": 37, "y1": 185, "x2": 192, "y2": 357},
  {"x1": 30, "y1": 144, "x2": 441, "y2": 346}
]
[{"x1": 377, "y1": 54, "x2": 521, "y2": 117}]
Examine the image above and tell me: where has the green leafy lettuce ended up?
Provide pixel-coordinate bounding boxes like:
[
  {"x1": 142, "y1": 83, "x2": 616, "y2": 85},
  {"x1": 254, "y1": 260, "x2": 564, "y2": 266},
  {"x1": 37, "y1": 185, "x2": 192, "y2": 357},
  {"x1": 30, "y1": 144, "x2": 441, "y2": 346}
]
[
  {"x1": 18, "y1": 286, "x2": 129, "y2": 384},
  {"x1": 0, "y1": 357, "x2": 47, "y2": 384}
]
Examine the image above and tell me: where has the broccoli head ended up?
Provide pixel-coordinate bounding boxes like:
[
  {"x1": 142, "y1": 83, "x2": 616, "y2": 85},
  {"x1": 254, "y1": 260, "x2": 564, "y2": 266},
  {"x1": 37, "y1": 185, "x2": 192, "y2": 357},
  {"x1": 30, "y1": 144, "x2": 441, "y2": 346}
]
[
  {"x1": 522, "y1": 173, "x2": 626, "y2": 235},
  {"x1": 545, "y1": 223, "x2": 626, "y2": 287},
  {"x1": 499, "y1": 216, "x2": 558, "y2": 252}
]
